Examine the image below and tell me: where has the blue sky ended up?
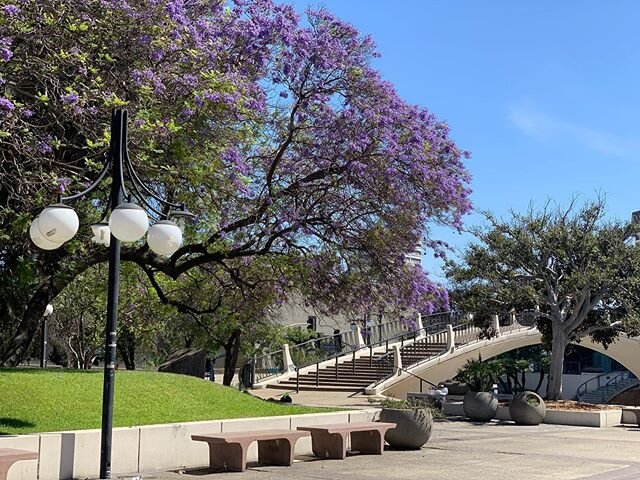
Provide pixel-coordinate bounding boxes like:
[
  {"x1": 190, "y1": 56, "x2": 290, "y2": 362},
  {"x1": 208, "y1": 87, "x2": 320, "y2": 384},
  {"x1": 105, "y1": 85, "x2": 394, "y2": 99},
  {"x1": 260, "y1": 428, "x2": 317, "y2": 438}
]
[{"x1": 288, "y1": 1, "x2": 640, "y2": 281}]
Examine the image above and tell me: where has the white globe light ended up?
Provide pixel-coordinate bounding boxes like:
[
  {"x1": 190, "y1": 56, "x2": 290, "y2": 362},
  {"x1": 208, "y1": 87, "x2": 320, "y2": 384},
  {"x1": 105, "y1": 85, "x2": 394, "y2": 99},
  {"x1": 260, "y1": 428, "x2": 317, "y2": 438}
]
[
  {"x1": 29, "y1": 217, "x2": 64, "y2": 250},
  {"x1": 109, "y1": 203, "x2": 148, "y2": 242},
  {"x1": 37, "y1": 204, "x2": 79, "y2": 243},
  {"x1": 147, "y1": 220, "x2": 183, "y2": 256},
  {"x1": 44, "y1": 304, "x2": 54, "y2": 317}
]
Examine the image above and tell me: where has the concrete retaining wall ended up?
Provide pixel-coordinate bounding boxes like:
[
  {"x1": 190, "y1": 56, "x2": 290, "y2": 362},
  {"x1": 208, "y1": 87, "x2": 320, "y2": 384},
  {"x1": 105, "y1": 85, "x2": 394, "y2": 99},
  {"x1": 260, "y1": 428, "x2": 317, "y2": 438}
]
[
  {"x1": 443, "y1": 402, "x2": 625, "y2": 428},
  {"x1": 1, "y1": 409, "x2": 379, "y2": 480}
]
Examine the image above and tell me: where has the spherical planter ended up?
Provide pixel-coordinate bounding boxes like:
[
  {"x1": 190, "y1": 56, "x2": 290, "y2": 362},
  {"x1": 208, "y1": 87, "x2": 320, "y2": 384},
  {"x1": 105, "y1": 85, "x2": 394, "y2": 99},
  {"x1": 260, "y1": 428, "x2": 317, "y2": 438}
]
[
  {"x1": 509, "y1": 391, "x2": 546, "y2": 425},
  {"x1": 443, "y1": 380, "x2": 470, "y2": 396},
  {"x1": 379, "y1": 407, "x2": 433, "y2": 449},
  {"x1": 463, "y1": 391, "x2": 498, "y2": 422}
]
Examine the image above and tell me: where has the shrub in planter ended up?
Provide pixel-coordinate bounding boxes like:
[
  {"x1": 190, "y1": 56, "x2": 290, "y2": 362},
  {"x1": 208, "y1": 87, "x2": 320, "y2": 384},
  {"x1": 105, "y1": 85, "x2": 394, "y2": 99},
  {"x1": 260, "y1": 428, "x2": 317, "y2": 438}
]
[
  {"x1": 379, "y1": 398, "x2": 437, "y2": 449},
  {"x1": 509, "y1": 391, "x2": 545, "y2": 425},
  {"x1": 456, "y1": 358, "x2": 500, "y2": 422},
  {"x1": 442, "y1": 379, "x2": 469, "y2": 395}
]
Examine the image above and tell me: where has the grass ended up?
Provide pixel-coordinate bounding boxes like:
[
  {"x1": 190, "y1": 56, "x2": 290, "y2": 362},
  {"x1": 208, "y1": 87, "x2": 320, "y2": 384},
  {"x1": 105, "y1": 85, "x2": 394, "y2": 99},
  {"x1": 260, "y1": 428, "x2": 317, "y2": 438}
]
[{"x1": 0, "y1": 368, "x2": 333, "y2": 435}]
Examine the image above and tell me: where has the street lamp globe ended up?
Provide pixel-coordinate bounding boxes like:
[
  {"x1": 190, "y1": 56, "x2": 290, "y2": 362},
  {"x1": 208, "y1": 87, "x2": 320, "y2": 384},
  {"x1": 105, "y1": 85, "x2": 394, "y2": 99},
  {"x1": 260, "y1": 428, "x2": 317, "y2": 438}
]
[
  {"x1": 37, "y1": 203, "x2": 79, "y2": 243},
  {"x1": 147, "y1": 220, "x2": 183, "y2": 256},
  {"x1": 29, "y1": 217, "x2": 64, "y2": 250},
  {"x1": 109, "y1": 203, "x2": 148, "y2": 242}
]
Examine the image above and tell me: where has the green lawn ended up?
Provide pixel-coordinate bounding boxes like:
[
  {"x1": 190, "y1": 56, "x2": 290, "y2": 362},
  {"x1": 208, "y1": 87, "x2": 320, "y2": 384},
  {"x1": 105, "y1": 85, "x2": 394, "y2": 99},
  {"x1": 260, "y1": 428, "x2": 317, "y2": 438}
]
[{"x1": 0, "y1": 369, "x2": 332, "y2": 435}]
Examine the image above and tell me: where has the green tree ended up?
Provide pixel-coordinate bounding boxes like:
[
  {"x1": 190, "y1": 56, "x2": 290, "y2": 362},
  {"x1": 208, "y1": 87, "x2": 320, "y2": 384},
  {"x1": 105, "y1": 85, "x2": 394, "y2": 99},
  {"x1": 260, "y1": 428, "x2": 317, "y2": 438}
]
[{"x1": 446, "y1": 199, "x2": 640, "y2": 400}]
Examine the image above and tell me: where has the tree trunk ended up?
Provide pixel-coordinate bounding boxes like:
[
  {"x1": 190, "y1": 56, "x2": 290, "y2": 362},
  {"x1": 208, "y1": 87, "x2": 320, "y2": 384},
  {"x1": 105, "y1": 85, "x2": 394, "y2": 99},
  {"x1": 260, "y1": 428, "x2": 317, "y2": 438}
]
[
  {"x1": 0, "y1": 284, "x2": 57, "y2": 366},
  {"x1": 118, "y1": 325, "x2": 136, "y2": 370},
  {"x1": 546, "y1": 328, "x2": 568, "y2": 400},
  {"x1": 222, "y1": 329, "x2": 241, "y2": 386}
]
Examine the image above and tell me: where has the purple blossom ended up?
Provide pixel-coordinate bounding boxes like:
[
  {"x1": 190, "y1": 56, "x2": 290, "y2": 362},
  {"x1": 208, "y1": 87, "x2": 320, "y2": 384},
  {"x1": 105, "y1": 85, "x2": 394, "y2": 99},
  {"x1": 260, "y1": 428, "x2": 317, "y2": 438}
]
[
  {"x1": 2, "y1": 5, "x2": 20, "y2": 16},
  {"x1": 57, "y1": 177, "x2": 71, "y2": 193},
  {"x1": 0, "y1": 97, "x2": 14, "y2": 113},
  {"x1": 37, "y1": 141, "x2": 53, "y2": 154},
  {"x1": 22, "y1": 109, "x2": 33, "y2": 118},
  {"x1": 61, "y1": 92, "x2": 79, "y2": 104},
  {"x1": 1, "y1": 37, "x2": 12, "y2": 62}
]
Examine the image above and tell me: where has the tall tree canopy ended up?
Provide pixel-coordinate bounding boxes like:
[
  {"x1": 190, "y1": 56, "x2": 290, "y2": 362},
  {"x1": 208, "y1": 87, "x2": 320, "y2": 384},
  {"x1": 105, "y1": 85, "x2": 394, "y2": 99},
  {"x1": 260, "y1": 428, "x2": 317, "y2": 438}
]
[
  {"x1": 0, "y1": 0, "x2": 472, "y2": 365},
  {"x1": 446, "y1": 199, "x2": 640, "y2": 400}
]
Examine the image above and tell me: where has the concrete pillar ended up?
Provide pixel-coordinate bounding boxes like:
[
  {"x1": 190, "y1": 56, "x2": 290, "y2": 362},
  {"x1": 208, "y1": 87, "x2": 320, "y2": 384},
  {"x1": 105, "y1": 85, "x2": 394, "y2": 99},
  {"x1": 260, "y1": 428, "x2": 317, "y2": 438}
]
[
  {"x1": 446, "y1": 323, "x2": 455, "y2": 352},
  {"x1": 282, "y1": 344, "x2": 295, "y2": 373},
  {"x1": 493, "y1": 314, "x2": 501, "y2": 337},
  {"x1": 392, "y1": 345, "x2": 402, "y2": 375}
]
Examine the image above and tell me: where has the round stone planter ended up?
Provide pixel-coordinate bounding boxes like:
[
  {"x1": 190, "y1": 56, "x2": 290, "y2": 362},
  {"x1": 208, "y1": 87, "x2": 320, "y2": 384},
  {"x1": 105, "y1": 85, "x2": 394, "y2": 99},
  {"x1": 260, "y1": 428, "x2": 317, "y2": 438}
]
[
  {"x1": 379, "y1": 407, "x2": 433, "y2": 449},
  {"x1": 509, "y1": 391, "x2": 546, "y2": 425},
  {"x1": 463, "y1": 391, "x2": 498, "y2": 422},
  {"x1": 443, "y1": 381, "x2": 470, "y2": 396}
]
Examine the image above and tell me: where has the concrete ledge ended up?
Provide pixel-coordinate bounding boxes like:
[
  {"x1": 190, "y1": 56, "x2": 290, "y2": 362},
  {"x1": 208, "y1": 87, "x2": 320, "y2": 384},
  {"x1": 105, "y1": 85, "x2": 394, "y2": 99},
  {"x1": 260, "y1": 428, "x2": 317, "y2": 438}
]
[
  {"x1": 0, "y1": 435, "x2": 39, "y2": 480},
  {"x1": 1, "y1": 409, "x2": 380, "y2": 479},
  {"x1": 444, "y1": 402, "x2": 623, "y2": 428},
  {"x1": 544, "y1": 408, "x2": 622, "y2": 428},
  {"x1": 621, "y1": 407, "x2": 640, "y2": 425}
]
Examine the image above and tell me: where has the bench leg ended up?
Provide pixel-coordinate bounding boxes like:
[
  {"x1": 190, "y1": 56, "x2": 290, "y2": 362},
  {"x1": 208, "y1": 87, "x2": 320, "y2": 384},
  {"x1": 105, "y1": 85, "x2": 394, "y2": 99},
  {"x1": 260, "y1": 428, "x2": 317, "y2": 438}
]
[
  {"x1": 0, "y1": 462, "x2": 14, "y2": 480},
  {"x1": 351, "y1": 430, "x2": 384, "y2": 455},
  {"x1": 208, "y1": 442, "x2": 248, "y2": 472},
  {"x1": 257, "y1": 438, "x2": 294, "y2": 466},
  {"x1": 310, "y1": 432, "x2": 347, "y2": 459}
]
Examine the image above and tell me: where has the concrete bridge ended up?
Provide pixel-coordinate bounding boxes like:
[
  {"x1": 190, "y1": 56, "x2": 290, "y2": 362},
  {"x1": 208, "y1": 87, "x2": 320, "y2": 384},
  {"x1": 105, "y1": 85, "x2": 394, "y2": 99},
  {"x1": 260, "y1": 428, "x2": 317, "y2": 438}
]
[
  {"x1": 369, "y1": 321, "x2": 640, "y2": 399},
  {"x1": 253, "y1": 314, "x2": 640, "y2": 401}
]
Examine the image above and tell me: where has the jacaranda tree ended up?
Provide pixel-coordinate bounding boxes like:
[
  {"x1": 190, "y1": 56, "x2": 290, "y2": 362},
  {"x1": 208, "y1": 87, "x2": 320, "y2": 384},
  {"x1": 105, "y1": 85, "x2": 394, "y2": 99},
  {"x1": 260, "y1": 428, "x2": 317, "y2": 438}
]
[{"x1": 0, "y1": 0, "x2": 472, "y2": 365}]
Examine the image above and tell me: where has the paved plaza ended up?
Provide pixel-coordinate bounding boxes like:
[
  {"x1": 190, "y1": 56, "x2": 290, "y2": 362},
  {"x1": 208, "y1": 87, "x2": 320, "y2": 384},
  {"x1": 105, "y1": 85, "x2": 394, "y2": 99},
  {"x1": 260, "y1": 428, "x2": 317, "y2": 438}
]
[{"x1": 149, "y1": 419, "x2": 640, "y2": 480}]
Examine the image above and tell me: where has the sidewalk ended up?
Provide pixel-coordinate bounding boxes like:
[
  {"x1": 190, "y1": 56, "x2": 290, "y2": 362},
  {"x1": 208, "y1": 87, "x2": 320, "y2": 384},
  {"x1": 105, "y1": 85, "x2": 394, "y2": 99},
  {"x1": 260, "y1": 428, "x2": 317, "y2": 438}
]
[
  {"x1": 151, "y1": 420, "x2": 640, "y2": 480},
  {"x1": 248, "y1": 388, "x2": 380, "y2": 408}
]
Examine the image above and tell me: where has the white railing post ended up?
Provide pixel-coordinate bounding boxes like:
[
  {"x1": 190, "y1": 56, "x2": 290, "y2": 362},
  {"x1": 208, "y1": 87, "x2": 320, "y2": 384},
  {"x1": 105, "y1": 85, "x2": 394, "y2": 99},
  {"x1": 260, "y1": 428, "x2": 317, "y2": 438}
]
[
  {"x1": 392, "y1": 344, "x2": 402, "y2": 375},
  {"x1": 282, "y1": 343, "x2": 295, "y2": 373},
  {"x1": 446, "y1": 323, "x2": 455, "y2": 352},
  {"x1": 493, "y1": 314, "x2": 500, "y2": 337},
  {"x1": 355, "y1": 325, "x2": 365, "y2": 348},
  {"x1": 416, "y1": 312, "x2": 426, "y2": 340}
]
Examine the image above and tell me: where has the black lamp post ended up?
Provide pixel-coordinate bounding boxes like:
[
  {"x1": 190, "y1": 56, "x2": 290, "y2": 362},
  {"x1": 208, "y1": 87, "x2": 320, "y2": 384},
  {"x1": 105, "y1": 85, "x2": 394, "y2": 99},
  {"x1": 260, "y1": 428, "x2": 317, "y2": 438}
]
[{"x1": 29, "y1": 109, "x2": 193, "y2": 479}]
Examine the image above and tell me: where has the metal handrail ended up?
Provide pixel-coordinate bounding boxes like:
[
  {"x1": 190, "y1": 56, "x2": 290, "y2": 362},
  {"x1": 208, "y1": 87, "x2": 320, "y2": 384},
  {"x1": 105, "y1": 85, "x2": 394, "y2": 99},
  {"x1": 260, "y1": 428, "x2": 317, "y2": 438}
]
[
  {"x1": 575, "y1": 370, "x2": 635, "y2": 401},
  {"x1": 246, "y1": 317, "x2": 422, "y2": 386},
  {"x1": 372, "y1": 354, "x2": 439, "y2": 392},
  {"x1": 246, "y1": 311, "x2": 466, "y2": 388},
  {"x1": 291, "y1": 322, "x2": 452, "y2": 393}
]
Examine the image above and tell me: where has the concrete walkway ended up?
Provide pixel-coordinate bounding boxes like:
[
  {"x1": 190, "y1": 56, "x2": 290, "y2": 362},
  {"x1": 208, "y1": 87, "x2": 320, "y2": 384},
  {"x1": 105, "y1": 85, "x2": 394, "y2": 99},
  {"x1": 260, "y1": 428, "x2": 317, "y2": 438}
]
[
  {"x1": 248, "y1": 388, "x2": 378, "y2": 408},
  {"x1": 151, "y1": 420, "x2": 640, "y2": 480}
]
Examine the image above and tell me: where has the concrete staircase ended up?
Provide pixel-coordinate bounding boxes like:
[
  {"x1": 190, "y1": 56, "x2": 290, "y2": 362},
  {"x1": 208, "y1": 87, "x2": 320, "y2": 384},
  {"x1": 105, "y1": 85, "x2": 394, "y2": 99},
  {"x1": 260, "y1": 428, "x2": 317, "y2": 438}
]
[
  {"x1": 400, "y1": 341, "x2": 447, "y2": 366},
  {"x1": 268, "y1": 351, "x2": 392, "y2": 391},
  {"x1": 579, "y1": 377, "x2": 639, "y2": 404},
  {"x1": 267, "y1": 341, "x2": 448, "y2": 392}
]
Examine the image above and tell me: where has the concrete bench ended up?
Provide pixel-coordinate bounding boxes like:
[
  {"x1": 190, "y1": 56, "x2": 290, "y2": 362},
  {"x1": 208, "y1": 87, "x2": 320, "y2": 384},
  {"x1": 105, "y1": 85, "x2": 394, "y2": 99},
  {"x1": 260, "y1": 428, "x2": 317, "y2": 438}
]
[
  {"x1": 0, "y1": 449, "x2": 37, "y2": 480},
  {"x1": 297, "y1": 422, "x2": 396, "y2": 459},
  {"x1": 191, "y1": 429, "x2": 310, "y2": 472}
]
